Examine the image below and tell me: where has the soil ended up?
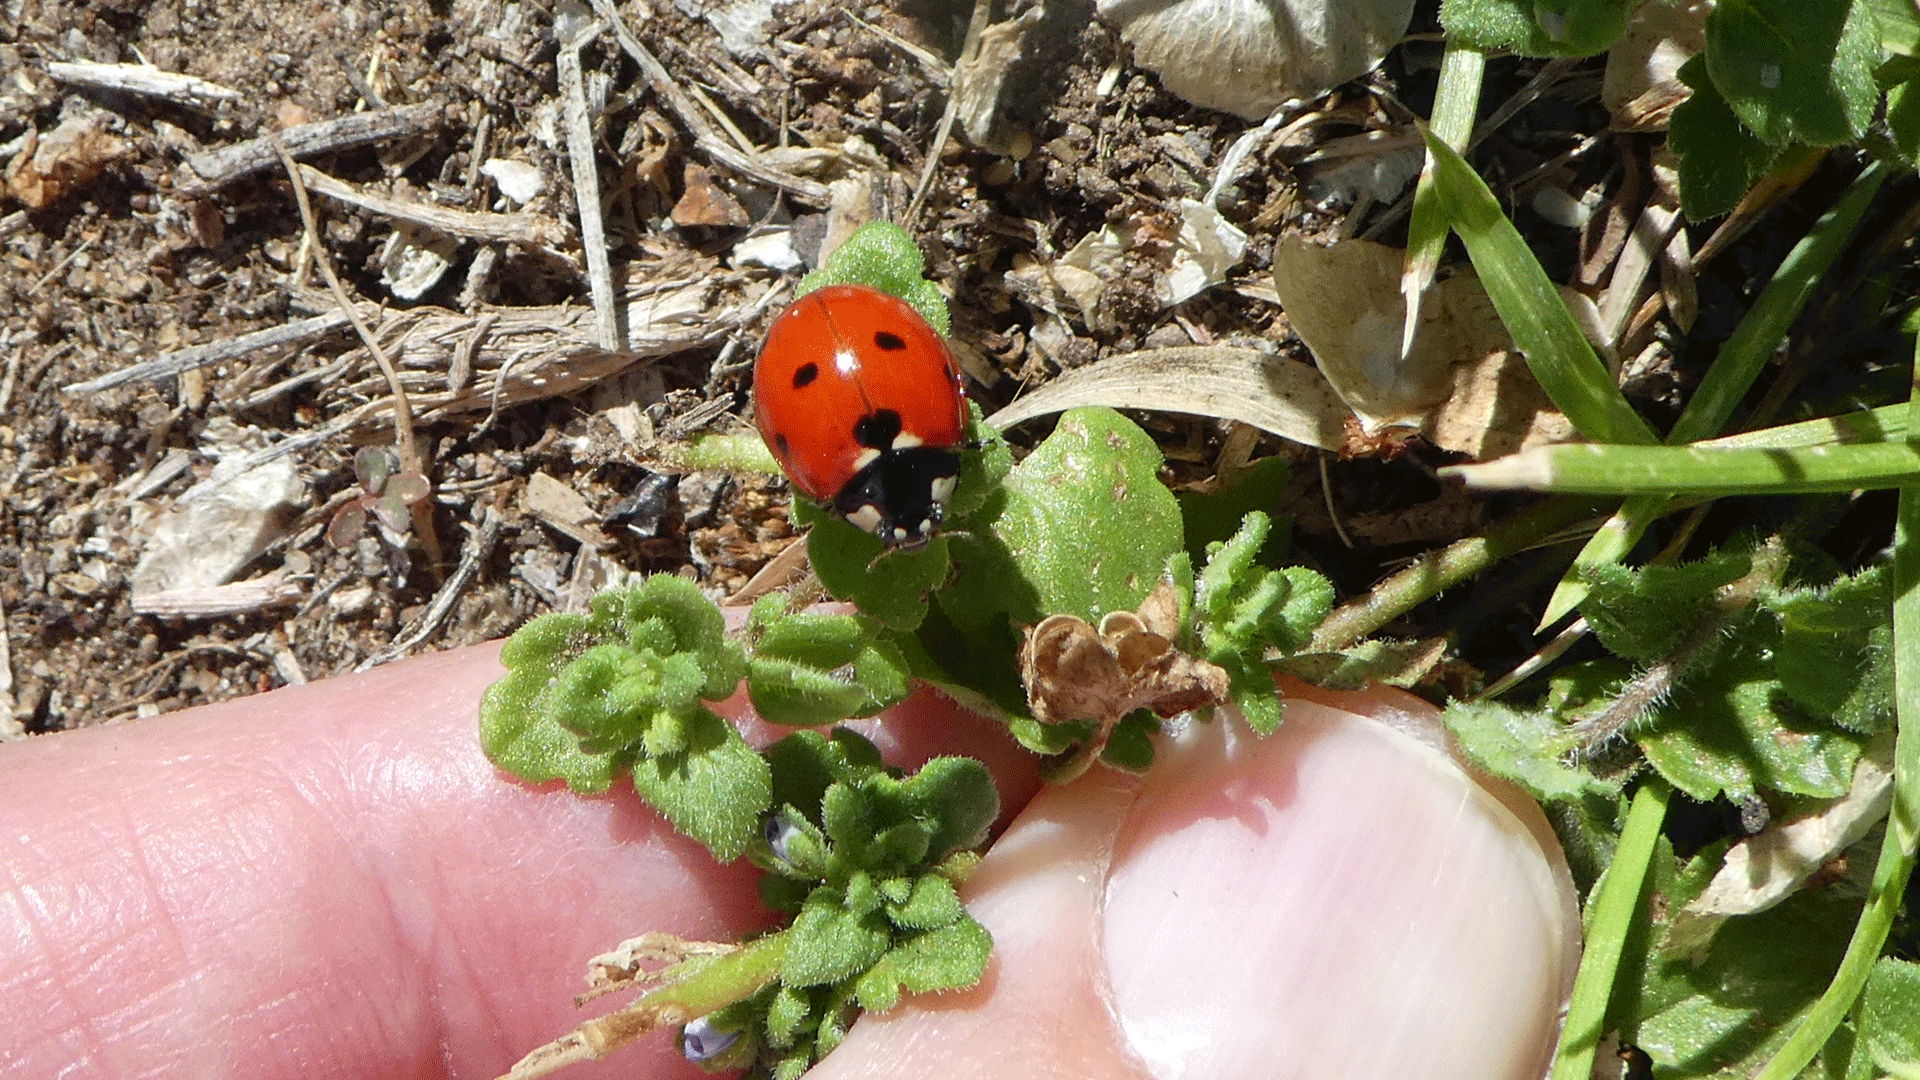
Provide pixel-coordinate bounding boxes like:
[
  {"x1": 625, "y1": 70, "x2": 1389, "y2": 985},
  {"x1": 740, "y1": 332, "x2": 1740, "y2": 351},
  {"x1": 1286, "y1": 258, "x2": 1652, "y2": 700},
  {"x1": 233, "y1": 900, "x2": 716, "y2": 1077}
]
[{"x1": 0, "y1": 0, "x2": 1713, "y2": 735}]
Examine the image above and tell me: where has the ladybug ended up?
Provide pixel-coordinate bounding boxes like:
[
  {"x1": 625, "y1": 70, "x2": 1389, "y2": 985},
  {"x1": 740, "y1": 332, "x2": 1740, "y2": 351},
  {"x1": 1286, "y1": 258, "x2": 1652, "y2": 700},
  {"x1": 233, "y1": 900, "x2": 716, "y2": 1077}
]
[{"x1": 752, "y1": 283, "x2": 967, "y2": 548}]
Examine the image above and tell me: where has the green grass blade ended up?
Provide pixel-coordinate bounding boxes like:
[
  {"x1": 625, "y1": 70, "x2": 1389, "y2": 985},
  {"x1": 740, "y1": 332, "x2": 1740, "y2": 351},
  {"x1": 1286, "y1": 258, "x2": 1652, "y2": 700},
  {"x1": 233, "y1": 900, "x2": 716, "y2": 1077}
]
[
  {"x1": 1547, "y1": 779, "x2": 1671, "y2": 1080},
  {"x1": 1420, "y1": 127, "x2": 1658, "y2": 447},
  {"x1": 1536, "y1": 158, "x2": 1891, "y2": 625},
  {"x1": 1446, "y1": 442, "x2": 1920, "y2": 495},
  {"x1": 1402, "y1": 42, "x2": 1485, "y2": 358}
]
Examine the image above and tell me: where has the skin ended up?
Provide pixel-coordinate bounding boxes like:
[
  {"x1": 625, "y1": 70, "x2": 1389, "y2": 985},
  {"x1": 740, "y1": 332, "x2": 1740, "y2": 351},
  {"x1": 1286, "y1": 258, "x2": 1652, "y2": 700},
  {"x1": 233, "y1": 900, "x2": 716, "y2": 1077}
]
[{"x1": 0, "y1": 646, "x2": 1577, "y2": 1080}]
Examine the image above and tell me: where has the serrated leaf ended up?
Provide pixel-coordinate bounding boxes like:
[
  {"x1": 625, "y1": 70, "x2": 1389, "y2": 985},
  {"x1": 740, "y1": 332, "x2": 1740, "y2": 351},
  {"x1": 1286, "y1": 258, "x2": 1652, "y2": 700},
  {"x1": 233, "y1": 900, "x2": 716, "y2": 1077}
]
[
  {"x1": 1770, "y1": 566, "x2": 1895, "y2": 735},
  {"x1": 783, "y1": 891, "x2": 893, "y2": 987},
  {"x1": 630, "y1": 706, "x2": 772, "y2": 861},
  {"x1": 993, "y1": 407, "x2": 1184, "y2": 623},
  {"x1": 887, "y1": 873, "x2": 964, "y2": 931},
  {"x1": 1705, "y1": 0, "x2": 1879, "y2": 148},
  {"x1": 1860, "y1": 957, "x2": 1920, "y2": 1076},
  {"x1": 1443, "y1": 699, "x2": 1615, "y2": 802}
]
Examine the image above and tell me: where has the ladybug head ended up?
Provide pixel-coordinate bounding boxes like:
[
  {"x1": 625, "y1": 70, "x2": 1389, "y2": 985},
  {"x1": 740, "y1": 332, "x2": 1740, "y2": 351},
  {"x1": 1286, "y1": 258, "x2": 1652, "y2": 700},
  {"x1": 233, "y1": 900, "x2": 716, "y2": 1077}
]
[{"x1": 833, "y1": 444, "x2": 961, "y2": 549}]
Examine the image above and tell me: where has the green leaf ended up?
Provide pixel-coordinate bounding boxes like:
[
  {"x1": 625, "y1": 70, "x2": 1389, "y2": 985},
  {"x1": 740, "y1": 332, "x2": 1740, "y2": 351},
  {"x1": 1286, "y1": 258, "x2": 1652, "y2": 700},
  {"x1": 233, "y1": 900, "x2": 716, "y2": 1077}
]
[
  {"x1": 1859, "y1": 957, "x2": 1920, "y2": 1076},
  {"x1": 1005, "y1": 714, "x2": 1093, "y2": 756},
  {"x1": 1705, "y1": 0, "x2": 1879, "y2": 148},
  {"x1": 783, "y1": 889, "x2": 895, "y2": 987},
  {"x1": 1637, "y1": 636, "x2": 1867, "y2": 801},
  {"x1": 1439, "y1": 0, "x2": 1630, "y2": 55},
  {"x1": 1448, "y1": 441, "x2": 1920, "y2": 497},
  {"x1": 1101, "y1": 711, "x2": 1160, "y2": 774},
  {"x1": 900, "y1": 755, "x2": 1000, "y2": 860},
  {"x1": 800, "y1": 502, "x2": 951, "y2": 633},
  {"x1": 1670, "y1": 54, "x2": 1779, "y2": 220},
  {"x1": 1886, "y1": 77, "x2": 1920, "y2": 166},
  {"x1": 630, "y1": 706, "x2": 773, "y2": 861},
  {"x1": 764, "y1": 984, "x2": 814, "y2": 1048},
  {"x1": 1633, "y1": 890, "x2": 1858, "y2": 1077},
  {"x1": 747, "y1": 611, "x2": 912, "y2": 726},
  {"x1": 992, "y1": 407, "x2": 1185, "y2": 623},
  {"x1": 1578, "y1": 552, "x2": 1752, "y2": 662},
  {"x1": 886, "y1": 872, "x2": 965, "y2": 931},
  {"x1": 798, "y1": 221, "x2": 951, "y2": 336},
  {"x1": 766, "y1": 727, "x2": 886, "y2": 829},
  {"x1": 1420, "y1": 127, "x2": 1658, "y2": 446},
  {"x1": 1442, "y1": 699, "x2": 1614, "y2": 802},
  {"x1": 1178, "y1": 456, "x2": 1292, "y2": 569},
  {"x1": 549, "y1": 644, "x2": 708, "y2": 753},
  {"x1": 853, "y1": 915, "x2": 993, "y2": 1012},
  {"x1": 1771, "y1": 565, "x2": 1895, "y2": 734},
  {"x1": 479, "y1": 612, "x2": 621, "y2": 792}
]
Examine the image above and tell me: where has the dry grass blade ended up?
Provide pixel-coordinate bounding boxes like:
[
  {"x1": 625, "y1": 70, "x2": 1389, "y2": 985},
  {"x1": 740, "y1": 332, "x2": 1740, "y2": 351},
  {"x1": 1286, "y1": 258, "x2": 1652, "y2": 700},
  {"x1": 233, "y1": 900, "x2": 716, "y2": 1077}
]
[{"x1": 986, "y1": 345, "x2": 1352, "y2": 450}]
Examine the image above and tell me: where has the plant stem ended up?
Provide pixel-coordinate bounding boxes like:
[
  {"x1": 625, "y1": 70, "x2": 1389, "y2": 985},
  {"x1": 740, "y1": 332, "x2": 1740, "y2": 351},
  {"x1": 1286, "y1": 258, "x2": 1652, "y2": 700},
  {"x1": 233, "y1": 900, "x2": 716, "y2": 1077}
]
[
  {"x1": 1548, "y1": 778, "x2": 1671, "y2": 1080},
  {"x1": 1309, "y1": 496, "x2": 1611, "y2": 652}
]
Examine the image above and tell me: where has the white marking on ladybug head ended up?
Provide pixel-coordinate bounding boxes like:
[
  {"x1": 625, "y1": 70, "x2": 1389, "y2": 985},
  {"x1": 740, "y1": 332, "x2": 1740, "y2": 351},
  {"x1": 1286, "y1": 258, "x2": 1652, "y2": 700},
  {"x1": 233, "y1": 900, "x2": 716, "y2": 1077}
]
[
  {"x1": 851, "y1": 447, "x2": 881, "y2": 471},
  {"x1": 834, "y1": 348, "x2": 859, "y2": 377},
  {"x1": 845, "y1": 503, "x2": 884, "y2": 534},
  {"x1": 929, "y1": 475, "x2": 956, "y2": 507},
  {"x1": 890, "y1": 432, "x2": 924, "y2": 450}
]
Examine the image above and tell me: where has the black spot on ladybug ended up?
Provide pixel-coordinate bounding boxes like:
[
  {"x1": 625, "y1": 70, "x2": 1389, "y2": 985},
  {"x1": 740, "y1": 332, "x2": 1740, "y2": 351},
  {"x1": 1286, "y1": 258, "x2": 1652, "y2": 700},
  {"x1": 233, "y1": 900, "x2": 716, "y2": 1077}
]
[
  {"x1": 792, "y1": 362, "x2": 818, "y2": 389},
  {"x1": 873, "y1": 331, "x2": 907, "y2": 351},
  {"x1": 853, "y1": 409, "x2": 902, "y2": 450},
  {"x1": 773, "y1": 432, "x2": 790, "y2": 456}
]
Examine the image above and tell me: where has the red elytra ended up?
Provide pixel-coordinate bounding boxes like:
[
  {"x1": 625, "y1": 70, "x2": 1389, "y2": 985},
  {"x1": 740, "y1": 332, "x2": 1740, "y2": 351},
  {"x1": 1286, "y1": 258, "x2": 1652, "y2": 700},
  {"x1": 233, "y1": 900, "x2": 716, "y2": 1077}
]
[{"x1": 752, "y1": 283, "x2": 967, "y2": 547}]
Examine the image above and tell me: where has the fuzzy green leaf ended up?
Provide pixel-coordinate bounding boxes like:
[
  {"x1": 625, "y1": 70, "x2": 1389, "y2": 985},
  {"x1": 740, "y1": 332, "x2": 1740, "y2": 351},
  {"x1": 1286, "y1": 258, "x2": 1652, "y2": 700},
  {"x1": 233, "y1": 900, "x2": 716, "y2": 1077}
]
[
  {"x1": 798, "y1": 221, "x2": 950, "y2": 336},
  {"x1": 783, "y1": 891, "x2": 894, "y2": 987},
  {"x1": 1439, "y1": 0, "x2": 1629, "y2": 55},
  {"x1": 900, "y1": 756, "x2": 1000, "y2": 860},
  {"x1": 800, "y1": 502, "x2": 951, "y2": 633},
  {"x1": 479, "y1": 613, "x2": 620, "y2": 792},
  {"x1": 993, "y1": 407, "x2": 1184, "y2": 623},
  {"x1": 764, "y1": 984, "x2": 814, "y2": 1048},
  {"x1": 1578, "y1": 551, "x2": 1752, "y2": 662},
  {"x1": 1771, "y1": 566, "x2": 1895, "y2": 734},
  {"x1": 1704, "y1": 0, "x2": 1879, "y2": 148},
  {"x1": 630, "y1": 705, "x2": 772, "y2": 861},
  {"x1": 1636, "y1": 635, "x2": 1867, "y2": 801},
  {"x1": 886, "y1": 872, "x2": 964, "y2": 931},
  {"x1": 1443, "y1": 699, "x2": 1616, "y2": 802},
  {"x1": 853, "y1": 915, "x2": 993, "y2": 1012},
  {"x1": 549, "y1": 644, "x2": 709, "y2": 753},
  {"x1": 1004, "y1": 714, "x2": 1093, "y2": 756},
  {"x1": 747, "y1": 612, "x2": 912, "y2": 726},
  {"x1": 766, "y1": 728, "x2": 886, "y2": 830},
  {"x1": 1859, "y1": 957, "x2": 1920, "y2": 1076}
]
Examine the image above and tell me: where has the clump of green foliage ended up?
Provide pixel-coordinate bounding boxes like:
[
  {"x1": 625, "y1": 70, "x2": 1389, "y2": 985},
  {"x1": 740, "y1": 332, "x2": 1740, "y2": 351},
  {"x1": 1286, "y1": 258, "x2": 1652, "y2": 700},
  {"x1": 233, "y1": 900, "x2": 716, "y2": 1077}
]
[{"x1": 479, "y1": 222, "x2": 1334, "y2": 1078}]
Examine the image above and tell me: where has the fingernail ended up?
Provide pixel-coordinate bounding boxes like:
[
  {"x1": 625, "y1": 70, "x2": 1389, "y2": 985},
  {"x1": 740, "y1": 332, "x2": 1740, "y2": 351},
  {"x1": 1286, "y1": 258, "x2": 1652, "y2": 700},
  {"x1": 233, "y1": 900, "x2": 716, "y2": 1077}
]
[{"x1": 1101, "y1": 700, "x2": 1579, "y2": 1080}]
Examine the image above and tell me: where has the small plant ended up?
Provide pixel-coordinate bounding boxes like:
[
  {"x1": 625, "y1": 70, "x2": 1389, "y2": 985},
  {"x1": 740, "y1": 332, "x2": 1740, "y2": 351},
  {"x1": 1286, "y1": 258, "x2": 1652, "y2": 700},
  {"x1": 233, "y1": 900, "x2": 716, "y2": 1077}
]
[
  {"x1": 479, "y1": 223, "x2": 1335, "y2": 1078},
  {"x1": 324, "y1": 445, "x2": 431, "y2": 552}
]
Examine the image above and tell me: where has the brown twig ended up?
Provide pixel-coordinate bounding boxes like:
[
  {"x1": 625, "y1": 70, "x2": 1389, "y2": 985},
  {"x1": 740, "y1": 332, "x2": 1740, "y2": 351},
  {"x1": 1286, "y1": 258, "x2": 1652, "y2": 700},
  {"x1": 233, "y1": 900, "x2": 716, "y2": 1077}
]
[{"x1": 184, "y1": 102, "x2": 443, "y2": 192}]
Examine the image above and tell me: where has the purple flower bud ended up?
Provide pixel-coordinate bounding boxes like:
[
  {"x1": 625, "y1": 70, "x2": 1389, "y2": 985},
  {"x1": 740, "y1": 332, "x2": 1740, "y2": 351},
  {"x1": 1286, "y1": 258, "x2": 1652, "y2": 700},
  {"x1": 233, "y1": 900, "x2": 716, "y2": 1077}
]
[{"x1": 680, "y1": 1015, "x2": 739, "y2": 1063}]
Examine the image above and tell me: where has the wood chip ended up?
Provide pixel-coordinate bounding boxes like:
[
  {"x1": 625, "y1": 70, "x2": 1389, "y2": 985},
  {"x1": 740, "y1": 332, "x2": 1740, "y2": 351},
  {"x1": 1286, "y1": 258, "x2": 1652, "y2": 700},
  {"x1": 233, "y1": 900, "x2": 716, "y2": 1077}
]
[
  {"x1": 522, "y1": 471, "x2": 614, "y2": 550},
  {"x1": 45, "y1": 60, "x2": 243, "y2": 106}
]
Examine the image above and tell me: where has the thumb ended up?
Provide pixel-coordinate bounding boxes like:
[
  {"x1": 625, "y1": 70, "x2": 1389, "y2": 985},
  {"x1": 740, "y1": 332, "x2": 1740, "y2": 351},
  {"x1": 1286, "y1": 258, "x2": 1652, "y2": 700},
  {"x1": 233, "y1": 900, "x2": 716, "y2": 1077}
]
[{"x1": 810, "y1": 685, "x2": 1582, "y2": 1080}]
